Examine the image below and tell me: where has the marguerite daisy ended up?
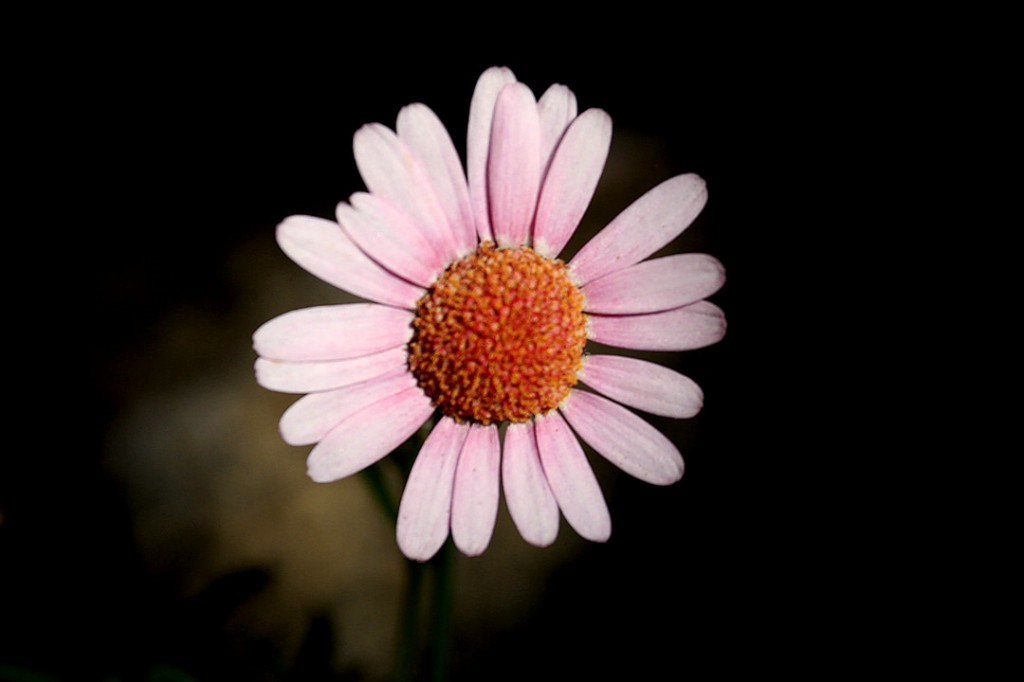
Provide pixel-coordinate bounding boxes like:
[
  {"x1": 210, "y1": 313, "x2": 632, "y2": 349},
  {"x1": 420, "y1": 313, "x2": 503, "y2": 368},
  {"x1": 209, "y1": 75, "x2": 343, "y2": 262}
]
[{"x1": 253, "y1": 66, "x2": 726, "y2": 561}]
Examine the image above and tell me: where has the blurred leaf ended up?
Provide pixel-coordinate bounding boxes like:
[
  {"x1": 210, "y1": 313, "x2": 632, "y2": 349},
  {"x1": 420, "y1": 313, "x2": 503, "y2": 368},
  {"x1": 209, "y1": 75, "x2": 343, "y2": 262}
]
[
  {"x1": 145, "y1": 664, "x2": 198, "y2": 682},
  {"x1": 0, "y1": 665, "x2": 60, "y2": 682}
]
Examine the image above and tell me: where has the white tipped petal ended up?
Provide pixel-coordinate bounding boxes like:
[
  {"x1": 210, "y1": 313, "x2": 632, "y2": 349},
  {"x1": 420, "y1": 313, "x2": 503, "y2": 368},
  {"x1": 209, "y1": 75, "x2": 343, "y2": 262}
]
[
  {"x1": 488, "y1": 82, "x2": 541, "y2": 248},
  {"x1": 537, "y1": 83, "x2": 578, "y2": 173},
  {"x1": 353, "y1": 123, "x2": 458, "y2": 263},
  {"x1": 467, "y1": 66, "x2": 517, "y2": 242},
  {"x1": 534, "y1": 410, "x2": 611, "y2": 542},
  {"x1": 279, "y1": 370, "x2": 415, "y2": 446},
  {"x1": 253, "y1": 304, "x2": 413, "y2": 362},
  {"x1": 397, "y1": 417, "x2": 470, "y2": 562},
  {"x1": 275, "y1": 215, "x2": 424, "y2": 309},
  {"x1": 533, "y1": 109, "x2": 611, "y2": 258},
  {"x1": 588, "y1": 301, "x2": 727, "y2": 352},
  {"x1": 502, "y1": 422, "x2": 559, "y2": 547},
  {"x1": 559, "y1": 390, "x2": 684, "y2": 485},
  {"x1": 579, "y1": 355, "x2": 704, "y2": 419},
  {"x1": 570, "y1": 174, "x2": 708, "y2": 285},
  {"x1": 338, "y1": 195, "x2": 442, "y2": 288},
  {"x1": 255, "y1": 347, "x2": 408, "y2": 394},
  {"x1": 397, "y1": 103, "x2": 477, "y2": 258},
  {"x1": 450, "y1": 424, "x2": 501, "y2": 557},
  {"x1": 582, "y1": 253, "x2": 725, "y2": 315},
  {"x1": 306, "y1": 387, "x2": 435, "y2": 483}
]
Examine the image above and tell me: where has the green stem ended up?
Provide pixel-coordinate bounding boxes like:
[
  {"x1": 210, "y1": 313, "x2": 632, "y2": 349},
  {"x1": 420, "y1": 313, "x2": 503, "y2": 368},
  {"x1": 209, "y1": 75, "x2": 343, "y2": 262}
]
[
  {"x1": 429, "y1": 540, "x2": 456, "y2": 682},
  {"x1": 359, "y1": 463, "x2": 398, "y2": 524},
  {"x1": 392, "y1": 541, "x2": 457, "y2": 682},
  {"x1": 394, "y1": 559, "x2": 426, "y2": 682}
]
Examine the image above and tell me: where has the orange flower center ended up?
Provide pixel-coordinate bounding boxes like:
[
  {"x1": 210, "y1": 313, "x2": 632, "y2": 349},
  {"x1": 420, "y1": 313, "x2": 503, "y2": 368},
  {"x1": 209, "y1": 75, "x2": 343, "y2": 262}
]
[{"x1": 408, "y1": 242, "x2": 587, "y2": 425}]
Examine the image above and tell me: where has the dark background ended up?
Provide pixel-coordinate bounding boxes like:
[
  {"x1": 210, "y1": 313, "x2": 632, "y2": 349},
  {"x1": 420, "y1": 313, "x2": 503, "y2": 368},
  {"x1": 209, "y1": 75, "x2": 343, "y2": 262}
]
[{"x1": 2, "y1": 29, "x2": 825, "y2": 681}]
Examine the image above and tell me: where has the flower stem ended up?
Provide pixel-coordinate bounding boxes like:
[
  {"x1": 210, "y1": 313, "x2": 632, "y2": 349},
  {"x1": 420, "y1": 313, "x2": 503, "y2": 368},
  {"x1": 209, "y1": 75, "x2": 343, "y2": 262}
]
[
  {"x1": 359, "y1": 463, "x2": 398, "y2": 524},
  {"x1": 394, "y1": 559, "x2": 425, "y2": 682},
  {"x1": 428, "y1": 540, "x2": 455, "y2": 682},
  {"x1": 392, "y1": 540, "x2": 456, "y2": 682}
]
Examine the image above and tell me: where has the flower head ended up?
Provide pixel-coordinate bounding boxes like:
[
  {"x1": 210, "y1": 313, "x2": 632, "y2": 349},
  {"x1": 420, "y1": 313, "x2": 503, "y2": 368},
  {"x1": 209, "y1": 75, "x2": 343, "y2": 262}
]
[{"x1": 253, "y1": 67, "x2": 726, "y2": 561}]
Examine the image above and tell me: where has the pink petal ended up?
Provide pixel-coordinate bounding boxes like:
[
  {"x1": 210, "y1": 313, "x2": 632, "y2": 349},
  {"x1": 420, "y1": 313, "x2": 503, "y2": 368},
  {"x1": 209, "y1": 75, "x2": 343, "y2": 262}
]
[
  {"x1": 276, "y1": 215, "x2": 424, "y2": 309},
  {"x1": 467, "y1": 66, "x2": 517, "y2": 242},
  {"x1": 278, "y1": 370, "x2": 415, "y2": 446},
  {"x1": 581, "y1": 253, "x2": 725, "y2": 315},
  {"x1": 502, "y1": 422, "x2": 559, "y2": 547},
  {"x1": 532, "y1": 109, "x2": 612, "y2": 259},
  {"x1": 559, "y1": 390, "x2": 684, "y2": 485},
  {"x1": 537, "y1": 83, "x2": 577, "y2": 174},
  {"x1": 579, "y1": 355, "x2": 704, "y2": 419},
  {"x1": 587, "y1": 301, "x2": 726, "y2": 352},
  {"x1": 533, "y1": 410, "x2": 611, "y2": 542},
  {"x1": 488, "y1": 82, "x2": 541, "y2": 248},
  {"x1": 396, "y1": 417, "x2": 470, "y2": 562},
  {"x1": 255, "y1": 346, "x2": 408, "y2": 394},
  {"x1": 569, "y1": 174, "x2": 708, "y2": 285},
  {"x1": 337, "y1": 194, "x2": 442, "y2": 288},
  {"x1": 450, "y1": 424, "x2": 501, "y2": 556},
  {"x1": 353, "y1": 123, "x2": 458, "y2": 263},
  {"x1": 397, "y1": 104, "x2": 477, "y2": 258},
  {"x1": 253, "y1": 304, "x2": 414, "y2": 361},
  {"x1": 306, "y1": 386, "x2": 435, "y2": 483}
]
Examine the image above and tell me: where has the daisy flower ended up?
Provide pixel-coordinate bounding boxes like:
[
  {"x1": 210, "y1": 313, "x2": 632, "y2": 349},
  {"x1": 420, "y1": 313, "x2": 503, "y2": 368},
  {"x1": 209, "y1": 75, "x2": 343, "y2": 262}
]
[{"x1": 253, "y1": 66, "x2": 726, "y2": 561}]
